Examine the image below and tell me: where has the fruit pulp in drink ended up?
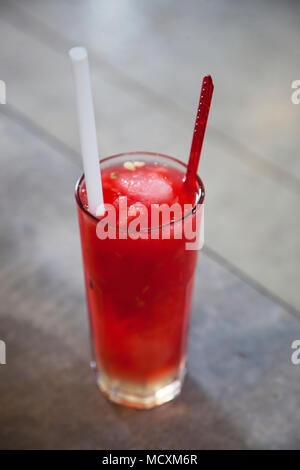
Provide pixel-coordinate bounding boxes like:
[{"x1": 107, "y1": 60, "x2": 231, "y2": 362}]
[{"x1": 76, "y1": 155, "x2": 203, "y2": 406}]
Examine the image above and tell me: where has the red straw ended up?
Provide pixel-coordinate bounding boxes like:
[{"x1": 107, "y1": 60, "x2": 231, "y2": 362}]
[{"x1": 185, "y1": 75, "x2": 214, "y2": 187}]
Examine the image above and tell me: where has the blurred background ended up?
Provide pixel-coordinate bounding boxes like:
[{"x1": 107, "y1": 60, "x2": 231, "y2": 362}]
[
  {"x1": 1, "y1": 0, "x2": 299, "y2": 312},
  {"x1": 0, "y1": 0, "x2": 300, "y2": 450}
]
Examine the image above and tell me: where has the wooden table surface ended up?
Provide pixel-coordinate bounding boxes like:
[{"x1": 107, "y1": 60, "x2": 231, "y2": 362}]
[
  {"x1": 0, "y1": 0, "x2": 300, "y2": 450},
  {"x1": 0, "y1": 111, "x2": 299, "y2": 449}
]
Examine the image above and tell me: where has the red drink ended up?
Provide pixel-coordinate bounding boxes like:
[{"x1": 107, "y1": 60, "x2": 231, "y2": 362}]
[{"x1": 75, "y1": 152, "x2": 204, "y2": 408}]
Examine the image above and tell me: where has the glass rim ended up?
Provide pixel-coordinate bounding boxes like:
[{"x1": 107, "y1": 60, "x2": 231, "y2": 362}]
[{"x1": 75, "y1": 151, "x2": 205, "y2": 231}]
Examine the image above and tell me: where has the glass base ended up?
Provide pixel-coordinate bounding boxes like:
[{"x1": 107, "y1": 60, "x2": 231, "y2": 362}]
[{"x1": 91, "y1": 361, "x2": 185, "y2": 409}]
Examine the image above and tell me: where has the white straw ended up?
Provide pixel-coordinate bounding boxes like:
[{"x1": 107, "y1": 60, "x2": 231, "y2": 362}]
[{"x1": 69, "y1": 46, "x2": 104, "y2": 216}]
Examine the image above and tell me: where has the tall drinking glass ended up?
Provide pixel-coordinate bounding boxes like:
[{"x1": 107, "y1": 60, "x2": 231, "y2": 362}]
[{"x1": 75, "y1": 152, "x2": 204, "y2": 408}]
